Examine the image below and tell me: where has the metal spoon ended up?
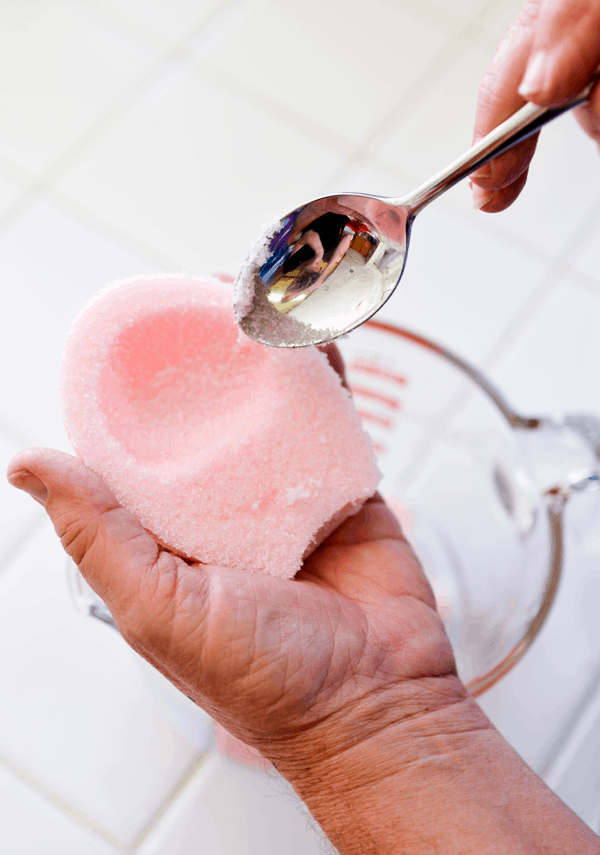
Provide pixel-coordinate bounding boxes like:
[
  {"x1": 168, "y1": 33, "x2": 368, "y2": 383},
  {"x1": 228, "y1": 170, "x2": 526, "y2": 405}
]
[{"x1": 234, "y1": 73, "x2": 600, "y2": 348}]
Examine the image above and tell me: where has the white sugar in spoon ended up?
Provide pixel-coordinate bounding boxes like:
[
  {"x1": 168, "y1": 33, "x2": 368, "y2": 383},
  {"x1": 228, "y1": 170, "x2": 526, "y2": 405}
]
[{"x1": 235, "y1": 73, "x2": 600, "y2": 347}]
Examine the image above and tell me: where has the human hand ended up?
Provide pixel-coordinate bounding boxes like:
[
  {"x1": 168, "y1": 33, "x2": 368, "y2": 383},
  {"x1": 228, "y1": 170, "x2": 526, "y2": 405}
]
[
  {"x1": 471, "y1": 0, "x2": 600, "y2": 212},
  {"x1": 14, "y1": 429, "x2": 599, "y2": 854},
  {"x1": 6, "y1": 445, "x2": 463, "y2": 777}
]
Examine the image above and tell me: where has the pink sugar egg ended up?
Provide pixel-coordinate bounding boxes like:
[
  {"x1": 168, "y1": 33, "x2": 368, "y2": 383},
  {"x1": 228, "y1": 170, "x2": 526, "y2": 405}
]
[{"x1": 61, "y1": 275, "x2": 381, "y2": 578}]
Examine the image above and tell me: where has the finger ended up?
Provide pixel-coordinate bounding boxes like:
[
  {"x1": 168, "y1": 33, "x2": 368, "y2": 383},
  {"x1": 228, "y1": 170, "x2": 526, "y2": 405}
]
[
  {"x1": 6, "y1": 449, "x2": 316, "y2": 736},
  {"x1": 324, "y1": 495, "x2": 405, "y2": 546},
  {"x1": 519, "y1": 0, "x2": 600, "y2": 105},
  {"x1": 6, "y1": 447, "x2": 229, "y2": 703},
  {"x1": 574, "y1": 81, "x2": 600, "y2": 147},
  {"x1": 471, "y1": 0, "x2": 542, "y2": 205},
  {"x1": 472, "y1": 168, "x2": 530, "y2": 213},
  {"x1": 318, "y1": 342, "x2": 348, "y2": 388},
  {"x1": 7, "y1": 448, "x2": 178, "y2": 624},
  {"x1": 304, "y1": 497, "x2": 437, "y2": 609}
]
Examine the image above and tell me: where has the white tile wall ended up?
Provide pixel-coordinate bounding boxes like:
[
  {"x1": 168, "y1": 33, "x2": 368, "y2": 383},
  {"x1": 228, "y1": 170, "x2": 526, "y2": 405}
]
[
  {"x1": 486, "y1": 278, "x2": 600, "y2": 415},
  {"x1": 462, "y1": 116, "x2": 600, "y2": 260},
  {"x1": 0, "y1": 164, "x2": 30, "y2": 219},
  {"x1": 56, "y1": 63, "x2": 347, "y2": 275},
  {"x1": 193, "y1": 0, "x2": 449, "y2": 147},
  {"x1": 138, "y1": 755, "x2": 326, "y2": 855},
  {"x1": 473, "y1": 0, "x2": 530, "y2": 45},
  {"x1": 428, "y1": 0, "x2": 495, "y2": 23},
  {"x1": 0, "y1": 435, "x2": 43, "y2": 565},
  {"x1": 478, "y1": 511, "x2": 600, "y2": 774},
  {"x1": 0, "y1": 198, "x2": 157, "y2": 452},
  {"x1": 0, "y1": 1, "x2": 159, "y2": 176},
  {"x1": 373, "y1": 41, "x2": 493, "y2": 183},
  {"x1": 321, "y1": 159, "x2": 551, "y2": 364},
  {"x1": 2, "y1": 0, "x2": 600, "y2": 850},
  {"x1": 0, "y1": 521, "x2": 203, "y2": 846},
  {"x1": 572, "y1": 208, "x2": 600, "y2": 283},
  {"x1": 94, "y1": 0, "x2": 225, "y2": 49},
  {"x1": 379, "y1": 196, "x2": 548, "y2": 363},
  {"x1": 0, "y1": 762, "x2": 118, "y2": 855}
]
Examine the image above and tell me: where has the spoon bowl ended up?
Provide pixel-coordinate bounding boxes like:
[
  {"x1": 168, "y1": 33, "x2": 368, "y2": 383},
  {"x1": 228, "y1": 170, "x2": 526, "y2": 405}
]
[{"x1": 235, "y1": 74, "x2": 600, "y2": 348}]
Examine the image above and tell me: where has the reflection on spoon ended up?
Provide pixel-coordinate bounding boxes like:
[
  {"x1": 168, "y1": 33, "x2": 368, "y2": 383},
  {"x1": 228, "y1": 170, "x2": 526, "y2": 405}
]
[{"x1": 234, "y1": 72, "x2": 600, "y2": 348}]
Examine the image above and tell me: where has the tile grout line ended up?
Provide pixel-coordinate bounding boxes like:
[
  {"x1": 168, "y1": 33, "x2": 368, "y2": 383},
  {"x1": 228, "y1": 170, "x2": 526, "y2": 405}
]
[
  {"x1": 0, "y1": 3, "x2": 252, "y2": 239},
  {"x1": 0, "y1": 0, "x2": 517, "y2": 254},
  {"x1": 319, "y1": 146, "x2": 564, "y2": 284},
  {"x1": 3, "y1": 0, "x2": 485, "y2": 239},
  {"x1": 0, "y1": 156, "x2": 37, "y2": 197},
  {"x1": 84, "y1": 0, "x2": 178, "y2": 55},
  {"x1": 0, "y1": 0, "x2": 354, "y2": 273},
  {"x1": 539, "y1": 661, "x2": 600, "y2": 780},
  {"x1": 40, "y1": 1, "x2": 255, "y2": 187},
  {"x1": 0, "y1": 153, "x2": 189, "y2": 274},
  {"x1": 190, "y1": 57, "x2": 354, "y2": 160},
  {"x1": 391, "y1": 269, "x2": 575, "y2": 485},
  {"x1": 188, "y1": 0, "x2": 469, "y2": 172},
  {"x1": 318, "y1": 15, "x2": 494, "y2": 194},
  {"x1": 43, "y1": 183, "x2": 188, "y2": 271},
  {"x1": 128, "y1": 750, "x2": 217, "y2": 850},
  {"x1": 0, "y1": 0, "x2": 509, "y2": 269},
  {"x1": 558, "y1": 192, "x2": 600, "y2": 272},
  {"x1": 422, "y1": 191, "x2": 555, "y2": 266},
  {"x1": 567, "y1": 267, "x2": 600, "y2": 297},
  {"x1": 0, "y1": 415, "x2": 38, "y2": 450},
  {"x1": 377, "y1": 0, "x2": 463, "y2": 32},
  {"x1": 350, "y1": 144, "x2": 576, "y2": 275},
  {"x1": 481, "y1": 266, "x2": 562, "y2": 375},
  {"x1": 0, "y1": 749, "x2": 126, "y2": 852},
  {"x1": 480, "y1": 188, "x2": 600, "y2": 374},
  {"x1": 317, "y1": 0, "x2": 527, "y2": 197},
  {"x1": 0, "y1": 511, "x2": 47, "y2": 580},
  {"x1": 45, "y1": 0, "x2": 354, "y2": 191}
]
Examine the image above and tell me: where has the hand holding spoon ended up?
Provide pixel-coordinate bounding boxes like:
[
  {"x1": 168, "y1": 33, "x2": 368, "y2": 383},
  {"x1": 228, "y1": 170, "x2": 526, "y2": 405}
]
[{"x1": 234, "y1": 73, "x2": 600, "y2": 348}]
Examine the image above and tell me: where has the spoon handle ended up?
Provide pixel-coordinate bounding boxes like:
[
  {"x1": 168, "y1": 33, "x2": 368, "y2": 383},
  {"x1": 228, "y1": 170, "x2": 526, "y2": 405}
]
[{"x1": 403, "y1": 71, "x2": 600, "y2": 215}]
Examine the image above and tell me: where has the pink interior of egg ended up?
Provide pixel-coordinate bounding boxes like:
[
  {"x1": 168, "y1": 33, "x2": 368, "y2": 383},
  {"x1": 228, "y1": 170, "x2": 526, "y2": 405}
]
[
  {"x1": 61, "y1": 275, "x2": 381, "y2": 578},
  {"x1": 100, "y1": 305, "x2": 267, "y2": 466}
]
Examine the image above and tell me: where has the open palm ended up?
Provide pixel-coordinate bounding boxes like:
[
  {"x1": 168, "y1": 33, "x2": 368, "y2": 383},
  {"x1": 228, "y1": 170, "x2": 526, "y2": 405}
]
[{"x1": 8, "y1": 447, "x2": 458, "y2": 758}]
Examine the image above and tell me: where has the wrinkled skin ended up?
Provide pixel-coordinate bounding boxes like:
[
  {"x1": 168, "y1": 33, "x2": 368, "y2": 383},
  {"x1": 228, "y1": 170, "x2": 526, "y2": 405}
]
[
  {"x1": 471, "y1": 0, "x2": 600, "y2": 211},
  {"x1": 7, "y1": 434, "x2": 460, "y2": 759}
]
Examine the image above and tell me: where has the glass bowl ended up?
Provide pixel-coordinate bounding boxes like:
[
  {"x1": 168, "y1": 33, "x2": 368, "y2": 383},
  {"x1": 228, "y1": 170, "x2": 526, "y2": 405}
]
[
  {"x1": 338, "y1": 319, "x2": 600, "y2": 695},
  {"x1": 67, "y1": 316, "x2": 600, "y2": 728}
]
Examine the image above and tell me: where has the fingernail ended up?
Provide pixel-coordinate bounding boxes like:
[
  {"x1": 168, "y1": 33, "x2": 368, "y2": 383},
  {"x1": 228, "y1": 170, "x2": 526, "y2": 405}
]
[
  {"x1": 476, "y1": 164, "x2": 492, "y2": 180},
  {"x1": 519, "y1": 50, "x2": 549, "y2": 98},
  {"x1": 472, "y1": 184, "x2": 495, "y2": 211},
  {"x1": 8, "y1": 470, "x2": 48, "y2": 504}
]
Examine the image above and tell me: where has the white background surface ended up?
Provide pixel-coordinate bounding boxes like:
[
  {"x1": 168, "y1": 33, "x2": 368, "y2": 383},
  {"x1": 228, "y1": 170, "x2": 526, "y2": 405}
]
[{"x1": 2, "y1": 0, "x2": 600, "y2": 851}]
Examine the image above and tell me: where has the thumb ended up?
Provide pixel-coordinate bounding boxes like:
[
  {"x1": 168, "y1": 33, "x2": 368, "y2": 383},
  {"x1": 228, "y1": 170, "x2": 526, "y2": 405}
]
[
  {"x1": 6, "y1": 448, "x2": 187, "y2": 634},
  {"x1": 519, "y1": 0, "x2": 600, "y2": 104}
]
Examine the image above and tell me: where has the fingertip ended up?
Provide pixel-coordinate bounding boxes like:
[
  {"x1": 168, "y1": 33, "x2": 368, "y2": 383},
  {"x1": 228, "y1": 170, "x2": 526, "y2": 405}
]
[
  {"x1": 7, "y1": 448, "x2": 115, "y2": 509},
  {"x1": 7, "y1": 469, "x2": 48, "y2": 505},
  {"x1": 519, "y1": 2, "x2": 600, "y2": 106},
  {"x1": 472, "y1": 169, "x2": 529, "y2": 213},
  {"x1": 472, "y1": 184, "x2": 495, "y2": 211},
  {"x1": 518, "y1": 50, "x2": 549, "y2": 101},
  {"x1": 574, "y1": 90, "x2": 600, "y2": 144},
  {"x1": 7, "y1": 447, "x2": 55, "y2": 480},
  {"x1": 7, "y1": 448, "x2": 79, "y2": 504}
]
